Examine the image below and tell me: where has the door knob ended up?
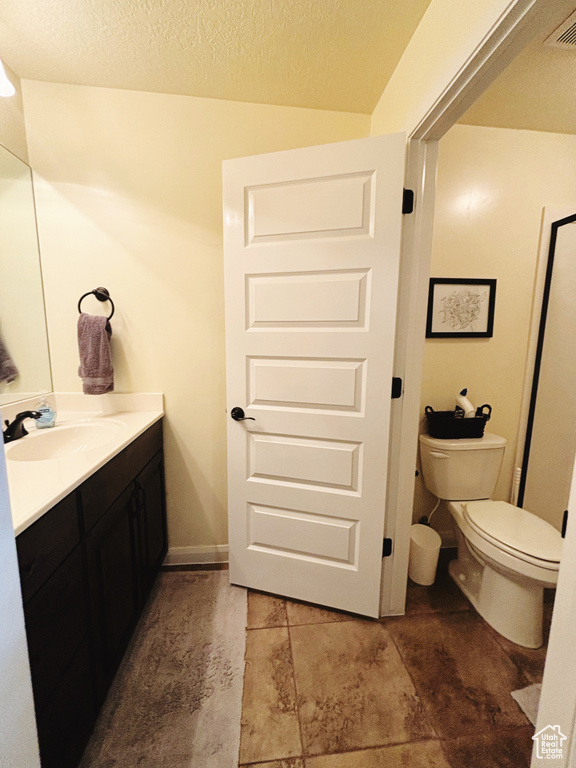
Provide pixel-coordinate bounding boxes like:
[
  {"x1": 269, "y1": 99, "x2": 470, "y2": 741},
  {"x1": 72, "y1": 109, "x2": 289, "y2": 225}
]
[{"x1": 231, "y1": 407, "x2": 255, "y2": 421}]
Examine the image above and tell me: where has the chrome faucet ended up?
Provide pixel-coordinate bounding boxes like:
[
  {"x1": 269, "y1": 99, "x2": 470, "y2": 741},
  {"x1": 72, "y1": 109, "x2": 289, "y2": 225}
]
[{"x1": 3, "y1": 411, "x2": 42, "y2": 443}]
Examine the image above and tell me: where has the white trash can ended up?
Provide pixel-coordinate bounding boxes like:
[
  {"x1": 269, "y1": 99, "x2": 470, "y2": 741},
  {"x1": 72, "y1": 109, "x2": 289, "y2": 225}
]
[{"x1": 408, "y1": 524, "x2": 442, "y2": 586}]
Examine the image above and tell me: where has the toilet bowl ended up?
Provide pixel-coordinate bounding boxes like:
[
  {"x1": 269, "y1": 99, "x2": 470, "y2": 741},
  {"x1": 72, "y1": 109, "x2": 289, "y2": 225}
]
[{"x1": 419, "y1": 433, "x2": 562, "y2": 648}]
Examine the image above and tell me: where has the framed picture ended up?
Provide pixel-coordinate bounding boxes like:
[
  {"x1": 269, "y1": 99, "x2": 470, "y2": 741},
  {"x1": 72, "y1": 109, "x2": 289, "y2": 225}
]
[{"x1": 426, "y1": 278, "x2": 496, "y2": 338}]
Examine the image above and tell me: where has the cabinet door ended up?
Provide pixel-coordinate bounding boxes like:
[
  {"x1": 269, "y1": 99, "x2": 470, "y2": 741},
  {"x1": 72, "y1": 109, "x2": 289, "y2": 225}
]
[
  {"x1": 136, "y1": 451, "x2": 167, "y2": 602},
  {"x1": 86, "y1": 484, "x2": 139, "y2": 701},
  {"x1": 81, "y1": 420, "x2": 163, "y2": 532},
  {"x1": 17, "y1": 492, "x2": 80, "y2": 604},
  {"x1": 24, "y1": 546, "x2": 89, "y2": 714},
  {"x1": 36, "y1": 639, "x2": 95, "y2": 768}
]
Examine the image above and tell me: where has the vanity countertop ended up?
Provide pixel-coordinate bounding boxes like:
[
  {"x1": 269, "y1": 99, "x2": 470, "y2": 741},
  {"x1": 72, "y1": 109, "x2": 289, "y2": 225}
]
[{"x1": 2, "y1": 393, "x2": 164, "y2": 535}]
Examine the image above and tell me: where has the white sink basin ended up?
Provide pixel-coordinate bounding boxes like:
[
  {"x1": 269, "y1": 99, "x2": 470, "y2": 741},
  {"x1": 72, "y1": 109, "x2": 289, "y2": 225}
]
[{"x1": 6, "y1": 421, "x2": 123, "y2": 462}]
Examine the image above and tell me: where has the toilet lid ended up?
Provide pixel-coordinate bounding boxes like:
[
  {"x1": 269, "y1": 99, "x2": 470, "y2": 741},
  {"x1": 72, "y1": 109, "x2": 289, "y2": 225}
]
[{"x1": 464, "y1": 501, "x2": 562, "y2": 563}]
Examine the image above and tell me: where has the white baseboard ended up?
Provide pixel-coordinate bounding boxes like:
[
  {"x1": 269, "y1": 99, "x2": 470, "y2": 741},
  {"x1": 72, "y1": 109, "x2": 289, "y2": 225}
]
[{"x1": 164, "y1": 544, "x2": 229, "y2": 566}]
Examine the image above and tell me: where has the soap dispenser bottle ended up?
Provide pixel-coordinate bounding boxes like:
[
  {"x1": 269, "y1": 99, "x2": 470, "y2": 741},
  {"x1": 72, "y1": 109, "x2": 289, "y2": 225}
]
[
  {"x1": 456, "y1": 388, "x2": 476, "y2": 418},
  {"x1": 35, "y1": 392, "x2": 56, "y2": 429}
]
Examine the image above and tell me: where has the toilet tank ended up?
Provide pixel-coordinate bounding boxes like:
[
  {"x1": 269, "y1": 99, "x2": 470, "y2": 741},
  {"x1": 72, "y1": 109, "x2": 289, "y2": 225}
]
[{"x1": 419, "y1": 433, "x2": 507, "y2": 501}]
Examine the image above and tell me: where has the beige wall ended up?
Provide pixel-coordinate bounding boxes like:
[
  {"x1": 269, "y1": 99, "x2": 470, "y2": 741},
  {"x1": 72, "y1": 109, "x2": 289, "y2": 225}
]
[
  {"x1": 370, "y1": 0, "x2": 514, "y2": 136},
  {"x1": 0, "y1": 62, "x2": 28, "y2": 163},
  {"x1": 417, "y1": 124, "x2": 576, "y2": 538},
  {"x1": 21, "y1": 79, "x2": 369, "y2": 552}
]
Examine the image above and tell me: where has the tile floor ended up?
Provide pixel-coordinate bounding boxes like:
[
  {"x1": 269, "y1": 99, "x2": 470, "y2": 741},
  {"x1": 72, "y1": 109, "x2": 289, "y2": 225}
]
[{"x1": 239, "y1": 567, "x2": 553, "y2": 768}]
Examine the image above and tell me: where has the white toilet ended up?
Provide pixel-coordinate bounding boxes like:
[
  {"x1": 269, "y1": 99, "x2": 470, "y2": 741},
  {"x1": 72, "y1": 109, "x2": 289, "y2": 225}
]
[{"x1": 419, "y1": 432, "x2": 562, "y2": 648}]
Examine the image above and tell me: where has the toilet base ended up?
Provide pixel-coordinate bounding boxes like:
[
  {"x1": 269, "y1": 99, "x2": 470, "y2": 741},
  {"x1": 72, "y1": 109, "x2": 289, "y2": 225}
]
[{"x1": 449, "y1": 545, "x2": 544, "y2": 649}]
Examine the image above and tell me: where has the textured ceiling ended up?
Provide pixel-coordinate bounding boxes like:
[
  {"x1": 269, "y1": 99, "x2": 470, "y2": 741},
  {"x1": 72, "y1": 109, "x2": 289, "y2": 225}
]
[
  {"x1": 0, "y1": 0, "x2": 431, "y2": 113},
  {"x1": 459, "y1": 38, "x2": 576, "y2": 135}
]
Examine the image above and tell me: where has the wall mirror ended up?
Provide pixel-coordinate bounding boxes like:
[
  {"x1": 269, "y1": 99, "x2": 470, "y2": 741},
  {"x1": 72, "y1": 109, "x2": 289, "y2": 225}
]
[
  {"x1": 0, "y1": 143, "x2": 52, "y2": 405},
  {"x1": 519, "y1": 213, "x2": 576, "y2": 531}
]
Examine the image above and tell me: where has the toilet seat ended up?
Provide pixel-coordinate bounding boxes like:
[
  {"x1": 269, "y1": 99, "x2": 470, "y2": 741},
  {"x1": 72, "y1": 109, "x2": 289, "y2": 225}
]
[{"x1": 463, "y1": 500, "x2": 562, "y2": 567}]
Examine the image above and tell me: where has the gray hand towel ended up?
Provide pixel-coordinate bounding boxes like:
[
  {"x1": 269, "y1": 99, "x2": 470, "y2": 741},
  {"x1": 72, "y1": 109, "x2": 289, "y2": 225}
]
[
  {"x1": 0, "y1": 333, "x2": 18, "y2": 383},
  {"x1": 77, "y1": 313, "x2": 114, "y2": 395}
]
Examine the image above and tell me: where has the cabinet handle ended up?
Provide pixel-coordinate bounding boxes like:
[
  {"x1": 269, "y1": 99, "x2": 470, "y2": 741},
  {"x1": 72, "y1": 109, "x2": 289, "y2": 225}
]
[
  {"x1": 135, "y1": 483, "x2": 145, "y2": 507},
  {"x1": 129, "y1": 490, "x2": 139, "y2": 518}
]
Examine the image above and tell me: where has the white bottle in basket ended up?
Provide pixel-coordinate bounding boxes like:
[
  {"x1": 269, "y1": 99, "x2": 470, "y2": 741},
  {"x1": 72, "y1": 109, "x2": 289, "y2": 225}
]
[{"x1": 456, "y1": 388, "x2": 476, "y2": 418}]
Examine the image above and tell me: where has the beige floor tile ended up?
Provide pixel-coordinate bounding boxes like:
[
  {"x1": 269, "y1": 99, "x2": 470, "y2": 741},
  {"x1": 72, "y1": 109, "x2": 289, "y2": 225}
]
[
  {"x1": 388, "y1": 612, "x2": 530, "y2": 739},
  {"x1": 241, "y1": 759, "x2": 305, "y2": 768},
  {"x1": 286, "y1": 600, "x2": 355, "y2": 626},
  {"x1": 239, "y1": 627, "x2": 302, "y2": 765},
  {"x1": 81, "y1": 571, "x2": 245, "y2": 767},
  {"x1": 87, "y1": 758, "x2": 197, "y2": 768},
  {"x1": 247, "y1": 591, "x2": 288, "y2": 629},
  {"x1": 487, "y1": 627, "x2": 547, "y2": 685},
  {"x1": 290, "y1": 621, "x2": 435, "y2": 756},
  {"x1": 404, "y1": 569, "x2": 472, "y2": 616},
  {"x1": 304, "y1": 740, "x2": 451, "y2": 768},
  {"x1": 140, "y1": 571, "x2": 230, "y2": 632},
  {"x1": 441, "y1": 724, "x2": 535, "y2": 768}
]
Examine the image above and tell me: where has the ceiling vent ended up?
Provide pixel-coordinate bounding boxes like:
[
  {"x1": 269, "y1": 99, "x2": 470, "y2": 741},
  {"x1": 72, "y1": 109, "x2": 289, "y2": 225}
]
[{"x1": 545, "y1": 9, "x2": 576, "y2": 49}]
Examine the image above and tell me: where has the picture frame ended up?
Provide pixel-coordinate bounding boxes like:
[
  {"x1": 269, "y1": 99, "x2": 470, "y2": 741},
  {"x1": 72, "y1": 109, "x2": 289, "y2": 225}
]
[{"x1": 426, "y1": 278, "x2": 497, "y2": 338}]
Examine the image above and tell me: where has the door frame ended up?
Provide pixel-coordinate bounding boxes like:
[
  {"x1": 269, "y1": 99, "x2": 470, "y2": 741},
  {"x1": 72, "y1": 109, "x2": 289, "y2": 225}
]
[{"x1": 385, "y1": 0, "x2": 576, "y2": 761}]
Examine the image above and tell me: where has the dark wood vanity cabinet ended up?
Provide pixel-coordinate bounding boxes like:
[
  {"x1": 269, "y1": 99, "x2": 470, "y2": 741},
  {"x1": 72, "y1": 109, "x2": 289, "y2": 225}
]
[
  {"x1": 137, "y1": 451, "x2": 167, "y2": 601},
  {"x1": 86, "y1": 482, "x2": 142, "y2": 704},
  {"x1": 15, "y1": 420, "x2": 167, "y2": 768}
]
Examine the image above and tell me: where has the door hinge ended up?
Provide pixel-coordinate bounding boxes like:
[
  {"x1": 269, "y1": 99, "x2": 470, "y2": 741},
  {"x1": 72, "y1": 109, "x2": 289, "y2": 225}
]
[
  {"x1": 562, "y1": 509, "x2": 569, "y2": 538},
  {"x1": 391, "y1": 377, "x2": 403, "y2": 399},
  {"x1": 402, "y1": 188, "x2": 414, "y2": 214},
  {"x1": 382, "y1": 538, "x2": 393, "y2": 557}
]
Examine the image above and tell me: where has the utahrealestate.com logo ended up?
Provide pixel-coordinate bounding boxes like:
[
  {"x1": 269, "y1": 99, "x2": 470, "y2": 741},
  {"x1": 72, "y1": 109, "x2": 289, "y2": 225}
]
[{"x1": 533, "y1": 725, "x2": 567, "y2": 760}]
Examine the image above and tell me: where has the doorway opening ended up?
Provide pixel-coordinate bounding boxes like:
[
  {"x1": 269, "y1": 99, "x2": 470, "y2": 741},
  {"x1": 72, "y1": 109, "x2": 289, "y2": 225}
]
[{"x1": 411, "y1": 27, "x2": 576, "y2": 762}]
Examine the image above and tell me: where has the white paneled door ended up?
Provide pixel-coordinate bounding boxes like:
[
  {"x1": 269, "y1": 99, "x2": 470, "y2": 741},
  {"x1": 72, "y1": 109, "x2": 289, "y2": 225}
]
[{"x1": 223, "y1": 134, "x2": 406, "y2": 617}]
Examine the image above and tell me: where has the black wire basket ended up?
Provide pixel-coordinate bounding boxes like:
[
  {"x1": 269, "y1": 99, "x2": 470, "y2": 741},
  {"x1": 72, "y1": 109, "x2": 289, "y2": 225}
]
[{"x1": 425, "y1": 404, "x2": 492, "y2": 439}]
